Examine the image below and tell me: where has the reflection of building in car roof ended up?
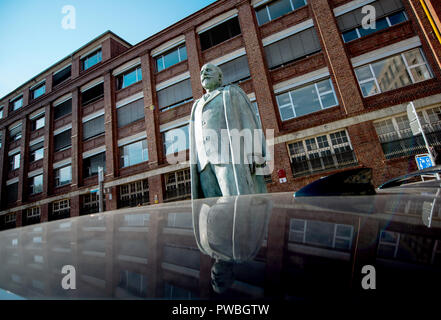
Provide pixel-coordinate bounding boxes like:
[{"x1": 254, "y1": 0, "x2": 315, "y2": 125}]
[{"x1": 0, "y1": 193, "x2": 440, "y2": 299}]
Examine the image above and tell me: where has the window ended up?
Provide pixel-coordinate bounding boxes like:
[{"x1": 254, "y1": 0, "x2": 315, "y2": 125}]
[
  {"x1": 255, "y1": 0, "x2": 307, "y2": 25},
  {"x1": 374, "y1": 106, "x2": 441, "y2": 159},
  {"x1": 82, "y1": 49, "x2": 102, "y2": 71},
  {"x1": 157, "y1": 79, "x2": 193, "y2": 111},
  {"x1": 276, "y1": 78, "x2": 338, "y2": 121},
  {"x1": 52, "y1": 199, "x2": 70, "y2": 216},
  {"x1": 26, "y1": 207, "x2": 41, "y2": 219},
  {"x1": 119, "y1": 179, "x2": 149, "y2": 208},
  {"x1": 116, "y1": 66, "x2": 143, "y2": 90},
  {"x1": 54, "y1": 98, "x2": 72, "y2": 120},
  {"x1": 219, "y1": 55, "x2": 251, "y2": 85},
  {"x1": 29, "y1": 174, "x2": 43, "y2": 195},
  {"x1": 5, "y1": 213, "x2": 17, "y2": 223},
  {"x1": 155, "y1": 45, "x2": 187, "y2": 72},
  {"x1": 287, "y1": 130, "x2": 357, "y2": 177},
  {"x1": 83, "y1": 115, "x2": 104, "y2": 140},
  {"x1": 164, "y1": 168, "x2": 191, "y2": 201},
  {"x1": 9, "y1": 124, "x2": 22, "y2": 141},
  {"x1": 118, "y1": 270, "x2": 148, "y2": 297},
  {"x1": 53, "y1": 65, "x2": 71, "y2": 87},
  {"x1": 54, "y1": 129, "x2": 71, "y2": 151},
  {"x1": 337, "y1": 0, "x2": 406, "y2": 43},
  {"x1": 31, "y1": 115, "x2": 45, "y2": 131},
  {"x1": 30, "y1": 141, "x2": 44, "y2": 162},
  {"x1": 10, "y1": 96, "x2": 23, "y2": 112},
  {"x1": 119, "y1": 139, "x2": 149, "y2": 168},
  {"x1": 30, "y1": 83, "x2": 46, "y2": 100},
  {"x1": 82, "y1": 193, "x2": 102, "y2": 214},
  {"x1": 289, "y1": 218, "x2": 354, "y2": 251},
  {"x1": 8, "y1": 153, "x2": 20, "y2": 171},
  {"x1": 117, "y1": 98, "x2": 145, "y2": 128},
  {"x1": 355, "y1": 48, "x2": 432, "y2": 97},
  {"x1": 199, "y1": 16, "x2": 241, "y2": 51},
  {"x1": 54, "y1": 165, "x2": 72, "y2": 187},
  {"x1": 6, "y1": 183, "x2": 18, "y2": 203},
  {"x1": 81, "y1": 82, "x2": 104, "y2": 105},
  {"x1": 0, "y1": 106, "x2": 4, "y2": 119},
  {"x1": 264, "y1": 27, "x2": 321, "y2": 70},
  {"x1": 164, "y1": 283, "x2": 196, "y2": 299},
  {"x1": 163, "y1": 124, "x2": 189, "y2": 155},
  {"x1": 83, "y1": 152, "x2": 106, "y2": 178}
]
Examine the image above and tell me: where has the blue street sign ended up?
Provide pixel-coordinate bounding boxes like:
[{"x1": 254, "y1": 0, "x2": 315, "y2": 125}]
[{"x1": 415, "y1": 154, "x2": 433, "y2": 170}]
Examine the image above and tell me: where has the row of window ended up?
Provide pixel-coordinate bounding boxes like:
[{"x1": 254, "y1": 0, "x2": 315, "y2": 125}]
[{"x1": 2, "y1": 49, "x2": 102, "y2": 116}]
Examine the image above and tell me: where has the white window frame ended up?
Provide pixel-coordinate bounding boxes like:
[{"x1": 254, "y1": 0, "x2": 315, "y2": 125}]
[
  {"x1": 276, "y1": 77, "x2": 338, "y2": 121},
  {"x1": 355, "y1": 48, "x2": 433, "y2": 97},
  {"x1": 52, "y1": 199, "x2": 70, "y2": 215},
  {"x1": 287, "y1": 129, "x2": 356, "y2": 175},
  {"x1": 26, "y1": 207, "x2": 41, "y2": 219}
]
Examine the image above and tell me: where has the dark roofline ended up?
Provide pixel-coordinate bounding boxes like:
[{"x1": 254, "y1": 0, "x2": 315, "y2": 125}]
[{"x1": 0, "y1": 30, "x2": 132, "y2": 102}]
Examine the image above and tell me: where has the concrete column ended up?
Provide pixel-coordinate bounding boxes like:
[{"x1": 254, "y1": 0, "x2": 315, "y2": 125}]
[
  {"x1": 408, "y1": 0, "x2": 441, "y2": 73},
  {"x1": 185, "y1": 28, "x2": 204, "y2": 99},
  {"x1": 42, "y1": 104, "x2": 53, "y2": 197},
  {"x1": 103, "y1": 71, "x2": 118, "y2": 211},
  {"x1": 148, "y1": 174, "x2": 164, "y2": 204},
  {"x1": 17, "y1": 118, "x2": 29, "y2": 204},
  {"x1": 141, "y1": 52, "x2": 162, "y2": 166},
  {"x1": 45, "y1": 73, "x2": 53, "y2": 95},
  {"x1": 0, "y1": 128, "x2": 7, "y2": 208},
  {"x1": 309, "y1": 0, "x2": 365, "y2": 115},
  {"x1": 346, "y1": 122, "x2": 387, "y2": 186},
  {"x1": 71, "y1": 87, "x2": 81, "y2": 189},
  {"x1": 237, "y1": 1, "x2": 280, "y2": 133}
]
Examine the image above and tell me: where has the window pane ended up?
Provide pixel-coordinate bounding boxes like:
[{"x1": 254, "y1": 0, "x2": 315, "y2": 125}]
[
  {"x1": 388, "y1": 11, "x2": 407, "y2": 25},
  {"x1": 403, "y1": 48, "x2": 426, "y2": 66},
  {"x1": 360, "y1": 80, "x2": 380, "y2": 97},
  {"x1": 279, "y1": 105, "x2": 294, "y2": 121},
  {"x1": 179, "y1": 46, "x2": 187, "y2": 61},
  {"x1": 358, "y1": 17, "x2": 389, "y2": 37},
  {"x1": 54, "y1": 99, "x2": 72, "y2": 119},
  {"x1": 57, "y1": 166, "x2": 72, "y2": 186},
  {"x1": 268, "y1": 0, "x2": 292, "y2": 21},
  {"x1": 123, "y1": 70, "x2": 137, "y2": 88},
  {"x1": 371, "y1": 56, "x2": 411, "y2": 92},
  {"x1": 32, "y1": 85, "x2": 46, "y2": 99},
  {"x1": 164, "y1": 50, "x2": 180, "y2": 69},
  {"x1": 292, "y1": 0, "x2": 306, "y2": 10},
  {"x1": 291, "y1": 84, "x2": 321, "y2": 117},
  {"x1": 317, "y1": 79, "x2": 332, "y2": 94},
  {"x1": 320, "y1": 92, "x2": 338, "y2": 108},
  {"x1": 355, "y1": 65, "x2": 374, "y2": 82},
  {"x1": 120, "y1": 140, "x2": 149, "y2": 167},
  {"x1": 342, "y1": 29, "x2": 359, "y2": 42},
  {"x1": 163, "y1": 125, "x2": 189, "y2": 154},
  {"x1": 156, "y1": 57, "x2": 164, "y2": 72},
  {"x1": 256, "y1": 6, "x2": 270, "y2": 26}
]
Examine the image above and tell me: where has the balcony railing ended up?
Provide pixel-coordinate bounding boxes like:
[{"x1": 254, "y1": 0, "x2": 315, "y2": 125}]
[
  {"x1": 291, "y1": 150, "x2": 358, "y2": 178},
  {"x1": 381, "y1": 130, "x2": 441, "y2": 159},
  {"x1": 119, "y1": 193, "x2": 150, "y2": 209},
  {"x1": 49, "y1": 209, "x2": 70, "y2": 221},
  {"x1": 164, "y1": 184, "x2": 191, "y2": 202}
]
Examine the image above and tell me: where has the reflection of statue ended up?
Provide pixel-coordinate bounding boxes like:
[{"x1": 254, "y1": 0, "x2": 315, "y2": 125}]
[
  {"x1": 189, "y1": 63, "x2": 268, "y2": 199},
  {"x1": 192, "y1": 196, "x2": 272, "y2": 293}
]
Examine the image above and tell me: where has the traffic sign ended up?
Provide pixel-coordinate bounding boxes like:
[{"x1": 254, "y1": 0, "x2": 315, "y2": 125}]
[{"x1": 415, "y1": 154, "x2": 433, "y2": 170}]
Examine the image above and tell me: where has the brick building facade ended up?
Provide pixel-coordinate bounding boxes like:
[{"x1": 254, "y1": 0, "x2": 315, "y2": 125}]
[{"x1": 1, "y1": 0, "x2": 441, "y2": 229}]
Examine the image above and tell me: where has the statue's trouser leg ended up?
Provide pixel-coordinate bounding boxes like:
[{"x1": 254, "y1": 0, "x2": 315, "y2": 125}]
[
  {"x1": 199, "y1": 163, "x2": 223, "y2": 198},
  {"x1": 211, "y1": 164, "x2": 239, "y2": 196}
]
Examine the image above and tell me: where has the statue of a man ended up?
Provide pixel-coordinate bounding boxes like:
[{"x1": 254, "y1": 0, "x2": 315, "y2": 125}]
[{"x1": 189, "y1": 63, "x2": 268, "y2": 199}]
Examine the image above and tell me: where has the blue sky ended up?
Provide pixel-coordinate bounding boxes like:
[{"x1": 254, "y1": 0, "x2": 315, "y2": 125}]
[{"x1": 0, "y1": 0, "x2": 217, "y2": 98}]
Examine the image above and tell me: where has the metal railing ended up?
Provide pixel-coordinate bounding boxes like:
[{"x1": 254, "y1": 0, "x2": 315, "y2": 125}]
[
  {"x1": 381, "y1": 130, "x2": 441, "y2": 159},
  {"x1": 119, "y1": 193, "x2": 150, "y2": 209},
  {"x1": 291, "y1": 150, "x2": 358, "y2": 178}
]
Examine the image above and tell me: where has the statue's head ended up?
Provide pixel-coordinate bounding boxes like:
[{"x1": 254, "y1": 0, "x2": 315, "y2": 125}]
[
  {"x1": 211, "y1": 260, "x2": 234, "y2": 294},
  {"x1": 200, "y1": 63, "x2": 223, "y2": 91}
]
